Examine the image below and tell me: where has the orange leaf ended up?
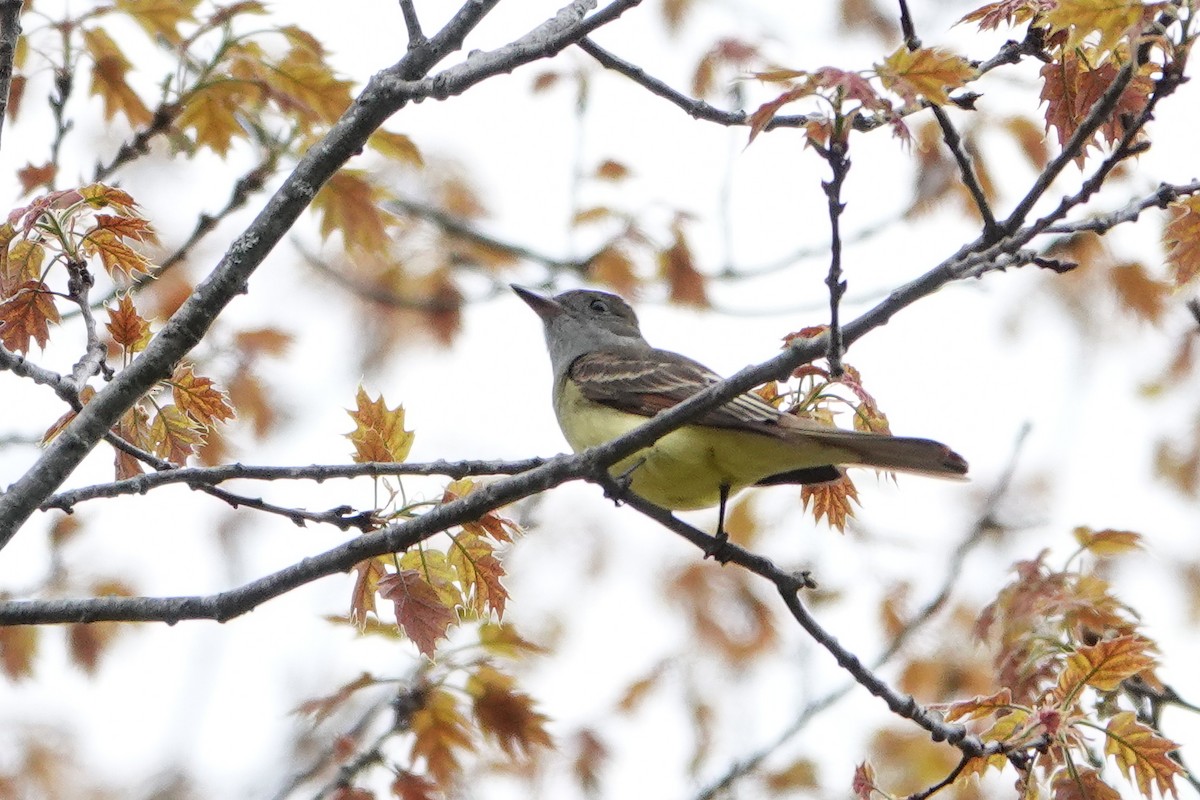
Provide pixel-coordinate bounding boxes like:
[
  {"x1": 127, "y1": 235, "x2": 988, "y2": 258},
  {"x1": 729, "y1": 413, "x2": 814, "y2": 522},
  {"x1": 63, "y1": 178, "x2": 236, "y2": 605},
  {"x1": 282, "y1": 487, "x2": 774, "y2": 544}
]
[
  {"x1": 367, "y1": 129, "x2": 424, "y2": 167},
  {"x1": 800, "y1": 475, "x2": 859, "y2": 531},
  {"x1": 106, "y1": 294, "x2": 152, "y2": 352},
  {"x1": 79, "y1": 183, "x2": 138, "y2": 211},
  {"x1": 114, "y1": 0, "x2": 200, "y2": 45},
  {"x1": 1164, "y1": 195, "x2": 1200, "y2": 287},
  {"x1": 1104, "y1": 710, "x2": 1184, "y2": 797},
  {"x1": 1, "y1": 235, "x2": 46, "y2": 294},
  {"x1": 1042, "y1": 0, "x2": 1160, "y2": 59},
  {"x1": 658, "y1": 220, "x2": 707, "y2": 307},
  {"x1": 1072, "y1": 526, "x2": 1143, "y2": 557},
  {"x1": 294, "y1": 672, "x2": 380, "y2": 724},
  {"x1": 467, "y1": 665, "x2": 553, "y2": 757},
  {"x1": 170, "y1": 363, "x2": 234, "y2": 427},
  {"x1": 81, "y1": 27, "x2": 153, "y2": 125},
  {"x1": 17, "y1": 162, "x2": 56, "y2": 195},
  {"x1": 379, "y1": 569, "x2": 456, "y2": 658},
  {"x1": 345, "y1": 386, "x2": 415, "y2": 463},
  {"x1": 83, "y1": 229, "x2": 153, "y2": 278},
  {"x1": 877, "y1": 46, "x2": 976, "y2": 105},
  {"x1": 409, "y1": 688, "x2": 473, "y2": 785},
  {"x1": 959, "y1": 0, "x2": 1054, "y2": 32},
  {"x1": 0, "y1": 281, "x2": 60, "y2": 352},
  {"x1": 312, "y1": 170, "x2": 389, "y2": 253},
  {"x1": 391, "y1": 772, "x2": 438, "y2": 800},
  {"x1": 941, "y1": 688, "x2": 1015, "y2": 722},
  {"x1": 92, "y1": 213, "x2": 158, "y2": 244},
  {"x1": 113, "y1": 405, "x2": 152, "y2": 479},
  {"x1": 1056, "y1": 635, "x2": 1156, "y2": 698},
  {"x1": 349, "y1": 558, "x2": 387, "y2": 628},
  {"x1": 1050, "y1": 766, "x2": 1122, "y2": 800},
  {"x1": 0, "y1": 626, "x2": 38, "y2": 680},
  {"x1": 178, "y1": 81, "x2": 247, "y2": 156},
  {"x1": 150, "y1": 403, "x2": 206, "y2": 464},
  {"x1": 448, "y1": 533, "x2": 509, "y2": 618},
  {"x1": 43, "y1": 386, "x2": 96, "y2": 445}
]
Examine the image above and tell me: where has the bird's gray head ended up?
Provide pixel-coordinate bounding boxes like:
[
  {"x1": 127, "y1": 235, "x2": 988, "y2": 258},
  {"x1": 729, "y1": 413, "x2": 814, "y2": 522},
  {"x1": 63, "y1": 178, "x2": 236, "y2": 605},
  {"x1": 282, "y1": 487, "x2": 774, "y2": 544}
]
[{"x1": 511, "y1": 285, "x2": 646, "y2": 376}]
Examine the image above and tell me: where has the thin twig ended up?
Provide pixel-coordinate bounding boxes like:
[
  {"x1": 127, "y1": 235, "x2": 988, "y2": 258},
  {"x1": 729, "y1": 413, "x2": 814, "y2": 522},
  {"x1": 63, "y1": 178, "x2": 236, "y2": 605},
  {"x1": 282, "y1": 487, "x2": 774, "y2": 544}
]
[{"x1": 818, "y1": 136, "x2": 850, "y2": 378}]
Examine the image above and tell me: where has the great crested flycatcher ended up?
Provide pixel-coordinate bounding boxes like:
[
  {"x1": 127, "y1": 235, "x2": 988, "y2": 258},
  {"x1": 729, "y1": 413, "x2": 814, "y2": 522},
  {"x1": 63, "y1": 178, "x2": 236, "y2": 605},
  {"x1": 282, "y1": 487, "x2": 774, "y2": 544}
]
[{"x1": 513, "y1": 285, "x2": 967, "y2": 522}]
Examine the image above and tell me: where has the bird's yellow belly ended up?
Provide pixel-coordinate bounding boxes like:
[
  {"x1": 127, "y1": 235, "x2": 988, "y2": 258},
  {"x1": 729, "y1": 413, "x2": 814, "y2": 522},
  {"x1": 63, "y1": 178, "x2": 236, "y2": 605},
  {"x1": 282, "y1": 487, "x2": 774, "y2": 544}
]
[{"x1": 554, "y1": 381, "x2": 824, "y2": 510}]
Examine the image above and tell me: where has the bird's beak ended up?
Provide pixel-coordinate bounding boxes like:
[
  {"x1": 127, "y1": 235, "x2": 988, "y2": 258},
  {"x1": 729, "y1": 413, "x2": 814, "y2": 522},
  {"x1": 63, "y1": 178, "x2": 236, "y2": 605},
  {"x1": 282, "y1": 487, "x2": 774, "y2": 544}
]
[{"x1": 511, "y1": 284, "x2": 564, "y2": 321}]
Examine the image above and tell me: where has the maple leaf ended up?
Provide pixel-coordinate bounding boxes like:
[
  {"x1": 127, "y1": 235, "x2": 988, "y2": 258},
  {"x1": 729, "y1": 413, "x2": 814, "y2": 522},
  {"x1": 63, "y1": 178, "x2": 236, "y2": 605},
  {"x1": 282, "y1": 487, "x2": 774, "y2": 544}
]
[
  {"x1": 79, "y1": 184, "x2": 137, "y2": 212},
  {"x1": 345, "y1": 386, "x2": 415, "y2": 464},
  {"x1": 409, "y1": 688, "x2": 473, "y2": 785},
  {"x1": 1072, "y1": 526, "x2": 1143, "y2": 557},
  {"x1": 801, "y1": 474, "x2": 859, "y2": 531},
  {"x1": 113, "y1": 405, "x2": 152, "y2": 479},
  {"x1": 43, "y1": 386, "x2": 96, "y2": 445},
  {"x1": 1040, "y1": 54, "x2": 1152, "y2": 166},
  {"x1": 747, "y1": 85, "x2": 810, "y2": 144},
  {"x1": 17, "y1": 162, "x2": 56, "y2": 195},
  {"x1": 263, "y1": 41, "x2": 354, "y2": 123},
  {"x1": 586, "y1": 245, "x2": 638, "y2": 297},
  {"x1": 294, "y1": 672, "x2": 380, "y2": 725},
  {"x1": 398, "y1": 549, "x2": 461, "y2": 610},
  {"x1": 391, "y1": 772, "x2": 438, "y2": 800},
  {"x1": 1104, "y1": 711, "x2": 1184, "y2": 796},
  {"x1": 0, "y1": 626, "x2": 38, "y2": 680},
  {"x1": 170, "y1": 363, "x2": 234, "y2": 427},
  {"x1": 178, "y1": 82, "x2": 248, "y2": 156},
  {"x1": 349, "y1": 557, "x2": 388, "y2": 628},
  {"x1": 83, "y1": 229, "x2": 153, "y2": 278},
  {"x1": 151, "y1": 403, "x2": 207, "y2": 464},
  {"x1": 658, "y1": 220, "x2": 708, "y2": 307},
  {"x1": 91, "y1": 213, "x2": 158, "y2": 245},
  {"x1": 106, "y1": 294, "x2": 152, "y2": 352},
  {"x1": 81, "y1": 27, "x2": 152, "y2": 125},
  {"x1": 851, "y1": 761, "x2": 878, "y2": 800},
  {"x1": 477, "y1": 622, "x2": 545, "y2": 658},
  {"x1": 1051, "y1": 766, "x2": 1122, "y2": 800},
  {"x1": 367, "y1": 129, "x2": 424, "y2": 167},
  {"x1": 448, "y1": 533, "x2": 509, "y2": 618},
  {"x1": 959, "y1": 0, "x2": 1054, "y2": 31},
  {"x1": 1164, "y1": 195, "x2": 1200, "y2": 286},
  {"x1": 443, "y1": 479, "x2": 521, "y2": 543},
  {"x1": 1055, "y1": 635, "x2": 1156, "y2": 700},
  {"x1": 941, "y1": 688, "x2": 1015, "y2": 723},
  {"x1": 877, "y1": 46, "x2": 977, "y2": 106},
  {"x1": 467, "y1": 665, "x2": 553, "y2": 757},
  {"x1": 0, "y1": 281, "x2": 60, "y2": 352},
  {"x1": 378, "y1": 569, "x2": 456, "y2": 658},
  {"x1": 1042, "y1": 0, "x2": 1160, "y2": 60},
  {"x1": 114, "y1": 0, "x2": 200, "y2": 46},
  {"x1": 313, "y1": 170, "x2": 390, "y2": 254}
]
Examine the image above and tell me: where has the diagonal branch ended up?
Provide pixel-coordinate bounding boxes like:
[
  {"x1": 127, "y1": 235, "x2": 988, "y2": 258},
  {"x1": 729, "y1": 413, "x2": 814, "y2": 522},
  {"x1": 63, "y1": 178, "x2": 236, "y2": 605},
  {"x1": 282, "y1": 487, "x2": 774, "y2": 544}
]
[{"x1": 0, "y1": 0, "x2": 642, "y2": 548}]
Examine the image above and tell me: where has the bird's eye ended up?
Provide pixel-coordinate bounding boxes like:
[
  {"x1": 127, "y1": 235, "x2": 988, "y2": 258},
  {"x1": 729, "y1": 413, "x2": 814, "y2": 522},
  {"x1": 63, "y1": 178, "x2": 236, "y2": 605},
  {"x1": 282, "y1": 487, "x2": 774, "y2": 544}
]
[{"x1": 589, "y1": 298, "x2": 609, "y2": 314}]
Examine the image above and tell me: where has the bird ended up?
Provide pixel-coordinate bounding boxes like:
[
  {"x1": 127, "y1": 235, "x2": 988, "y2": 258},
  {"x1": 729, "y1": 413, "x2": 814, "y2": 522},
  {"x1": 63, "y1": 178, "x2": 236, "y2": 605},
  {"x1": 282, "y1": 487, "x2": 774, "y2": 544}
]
[{"x1": 513, "y1": 285, "x2": 967, "y2": 538}]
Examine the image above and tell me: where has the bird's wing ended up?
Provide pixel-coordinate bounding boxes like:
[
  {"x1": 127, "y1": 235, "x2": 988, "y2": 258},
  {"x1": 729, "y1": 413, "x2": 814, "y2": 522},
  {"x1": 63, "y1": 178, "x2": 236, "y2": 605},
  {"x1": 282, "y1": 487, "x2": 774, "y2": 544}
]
[{"x1": 568, "y1": 348, "x2": 783, "y2": 428}]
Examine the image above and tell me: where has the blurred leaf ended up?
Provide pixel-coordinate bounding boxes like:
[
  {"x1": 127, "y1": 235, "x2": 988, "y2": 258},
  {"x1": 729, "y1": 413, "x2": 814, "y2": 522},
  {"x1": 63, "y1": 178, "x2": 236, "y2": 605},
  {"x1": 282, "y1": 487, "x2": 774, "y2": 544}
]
[
  {"x1": 1164, "y1": 195, "x2": 1200, "y2": 287},
  {"x1": 467, "y1": 665, "x2": 552, "y2": 758},
  {"x1": 81, "y1": 27, "x2": 153, "y2": 125},
  {"x1": 410, "y1": 688, "x2": 473, "y2": 785}
]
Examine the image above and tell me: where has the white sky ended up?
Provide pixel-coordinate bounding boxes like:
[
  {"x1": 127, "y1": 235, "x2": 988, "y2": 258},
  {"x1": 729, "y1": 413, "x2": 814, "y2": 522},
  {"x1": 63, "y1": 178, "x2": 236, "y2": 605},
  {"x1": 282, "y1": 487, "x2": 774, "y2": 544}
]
[{"x1": 1, "y1": 1, "x2": 1199, "y2": 798}]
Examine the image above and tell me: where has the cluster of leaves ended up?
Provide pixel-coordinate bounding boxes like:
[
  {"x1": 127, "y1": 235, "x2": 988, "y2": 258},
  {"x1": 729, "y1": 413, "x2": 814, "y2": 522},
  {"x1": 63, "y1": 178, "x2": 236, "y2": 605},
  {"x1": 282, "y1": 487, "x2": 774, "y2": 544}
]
[
  {"x1": 858, "y1": 529, "x2": 1185, "y2": 799},
  {"x1": 1, "y1": 184, "x2": 234, "y2": 473},
  {"x1": 327, "y1": 389, "x2": 554, "y2": 793},
  {"x1": 741, "y1": 326, "x2": 904, "y2": 530},
  {"x1": 297, "y1": 622, "x2": 551, "y2": 797},
  {"x1": 344, "y1": 389, "x2": 517, "y2": 659}
]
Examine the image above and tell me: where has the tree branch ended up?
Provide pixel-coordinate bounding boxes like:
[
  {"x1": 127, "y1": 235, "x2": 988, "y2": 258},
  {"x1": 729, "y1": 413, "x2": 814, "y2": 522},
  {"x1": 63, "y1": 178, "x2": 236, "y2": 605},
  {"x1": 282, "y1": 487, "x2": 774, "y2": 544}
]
[
  {"x1": 0, "y1": 0, "x2": 22, "y2": 151},
  {"x1": 0, "y1": 0, "x2": 642, "y2": 547}
]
